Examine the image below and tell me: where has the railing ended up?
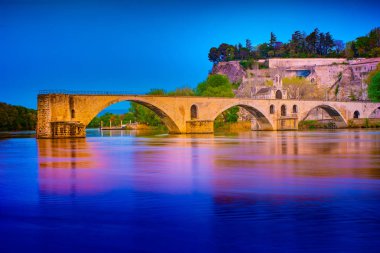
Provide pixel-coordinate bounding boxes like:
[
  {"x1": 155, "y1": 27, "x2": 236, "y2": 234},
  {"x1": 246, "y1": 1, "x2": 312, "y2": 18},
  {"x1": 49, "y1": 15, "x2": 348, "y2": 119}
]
[
  {"x1": 37, "y1": 90, "x2": 377, "y2": 103},
  {"x1": 38, "y1": 90, "x2": 145, "y2": 95}
]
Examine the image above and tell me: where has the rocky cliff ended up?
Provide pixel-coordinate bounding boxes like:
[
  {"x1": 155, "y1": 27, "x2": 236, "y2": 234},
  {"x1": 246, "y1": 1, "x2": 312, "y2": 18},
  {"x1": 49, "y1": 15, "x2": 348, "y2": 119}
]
[{"x1": 211, "y1": 61, "x2": 246, "y2": 84}]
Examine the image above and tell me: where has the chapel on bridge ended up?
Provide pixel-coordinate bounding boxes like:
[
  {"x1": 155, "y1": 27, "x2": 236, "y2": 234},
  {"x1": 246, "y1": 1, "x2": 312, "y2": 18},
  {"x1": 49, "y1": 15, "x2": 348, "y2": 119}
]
[{"x1": 251, "y1": 74, "x2": 288, "y2": 99}]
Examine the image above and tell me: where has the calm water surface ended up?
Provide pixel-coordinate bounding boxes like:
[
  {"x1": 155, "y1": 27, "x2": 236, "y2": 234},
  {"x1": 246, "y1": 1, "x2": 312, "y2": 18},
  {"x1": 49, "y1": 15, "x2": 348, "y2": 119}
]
[{"x1": 1, "y1": 129, "x2": 380, "y2": 252}]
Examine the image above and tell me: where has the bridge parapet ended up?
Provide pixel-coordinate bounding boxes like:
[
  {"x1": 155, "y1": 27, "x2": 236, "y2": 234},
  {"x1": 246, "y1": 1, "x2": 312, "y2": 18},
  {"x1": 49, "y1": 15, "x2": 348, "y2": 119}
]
[{"x1": 36, "y1": 93, "x2": 380, "y2": 138}]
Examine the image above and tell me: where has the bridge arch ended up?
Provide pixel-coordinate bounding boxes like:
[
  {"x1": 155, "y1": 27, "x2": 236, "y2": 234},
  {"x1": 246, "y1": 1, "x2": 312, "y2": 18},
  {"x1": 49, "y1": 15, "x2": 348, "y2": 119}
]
[
  {"x1": 82, "y1": 97, "x2": 182, "y2": 133},
  {"x1": 301, "y1": 104, "x2": 347, "y2": 127},
  {"x1": 212, "y1": 103, "x2": 273, "y2": 130},
  {"x1": 369, "y1": 106, "x2": 380, "y2": 118}
]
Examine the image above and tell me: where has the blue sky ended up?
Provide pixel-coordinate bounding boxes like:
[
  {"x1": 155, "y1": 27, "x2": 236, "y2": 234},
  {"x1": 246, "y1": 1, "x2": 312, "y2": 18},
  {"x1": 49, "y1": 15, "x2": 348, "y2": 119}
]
[{"x1": 1, "y1": 0, "x2": 379, "y2": 109}]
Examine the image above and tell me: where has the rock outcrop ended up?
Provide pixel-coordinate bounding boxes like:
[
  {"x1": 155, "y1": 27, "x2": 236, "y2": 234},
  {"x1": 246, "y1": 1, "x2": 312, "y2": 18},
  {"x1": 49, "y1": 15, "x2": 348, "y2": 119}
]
[{"x1": 211, "y1": 61, "x2": 246, "y2": 84}]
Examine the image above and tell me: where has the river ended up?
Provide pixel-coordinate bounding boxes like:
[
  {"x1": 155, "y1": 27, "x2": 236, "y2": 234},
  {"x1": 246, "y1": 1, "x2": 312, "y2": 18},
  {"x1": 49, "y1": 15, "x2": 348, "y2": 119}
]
[{"x1": 1, "y1": 129, "x2": 380, "y2": 252}]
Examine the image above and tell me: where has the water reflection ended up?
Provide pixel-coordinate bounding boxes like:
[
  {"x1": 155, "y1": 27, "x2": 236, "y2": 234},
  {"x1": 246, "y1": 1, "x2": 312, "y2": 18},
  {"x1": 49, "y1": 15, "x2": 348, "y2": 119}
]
[
  {"x1": 37, "y1": 130, "x2": 380, "y2": 198},
  {"x1": 37, "y1": 138, "x2": 110, "y2": 195},
  {"x1": 2, "y1": 129, "x2": 380, "y2": 252}
]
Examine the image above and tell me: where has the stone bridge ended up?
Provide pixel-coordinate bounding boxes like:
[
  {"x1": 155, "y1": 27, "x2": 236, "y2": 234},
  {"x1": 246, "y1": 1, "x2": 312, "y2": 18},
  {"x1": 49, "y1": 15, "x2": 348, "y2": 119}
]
[{"x1": 36, "y1": 93, "x2": 380, "y2": 138}]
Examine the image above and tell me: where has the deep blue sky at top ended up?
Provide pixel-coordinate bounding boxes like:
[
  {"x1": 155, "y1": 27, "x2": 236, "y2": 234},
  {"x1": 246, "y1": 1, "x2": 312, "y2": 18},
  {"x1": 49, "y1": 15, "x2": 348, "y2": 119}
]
[{"x1": 1, "y1": 0, "x2": 379, "y2": 109}]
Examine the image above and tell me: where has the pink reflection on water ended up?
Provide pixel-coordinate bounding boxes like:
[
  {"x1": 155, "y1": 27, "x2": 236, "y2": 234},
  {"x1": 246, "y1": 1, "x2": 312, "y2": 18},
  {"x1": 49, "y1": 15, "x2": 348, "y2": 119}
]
[
  {"x1": 37, "y1": 130, "x2": 380, "y2": 198},
  {"x1": 38, "y1": 139, "x2": 114, "y2": 195}
]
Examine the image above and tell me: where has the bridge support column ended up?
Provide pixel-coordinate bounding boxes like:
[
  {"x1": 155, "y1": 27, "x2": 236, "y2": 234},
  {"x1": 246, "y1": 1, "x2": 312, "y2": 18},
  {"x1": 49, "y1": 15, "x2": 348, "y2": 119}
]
[
  {"x1": 50, "y1": 122, "x2": 86, "y2": 138},
  {"x1": 37, "y1": 95, "x2": 52, "y2": 138},
  {"x1": 37, "y1": 94, "x2": 86, "y2": 139},
  {"x1": 186, "y1": 120, "x2": 214, "y2": 134}
]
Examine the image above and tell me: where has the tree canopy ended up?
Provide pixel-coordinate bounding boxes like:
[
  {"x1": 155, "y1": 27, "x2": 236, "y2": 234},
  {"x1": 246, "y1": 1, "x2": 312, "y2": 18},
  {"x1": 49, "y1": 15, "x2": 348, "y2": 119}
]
[
  {"x1": 196, "y1": 74, "x2": 238, "y2": 122},
  {"x1": 208, "y1": 27, "x2": 380, "y2": 63},
  {"x1": 196, "y1": 74, "x2": 235, "y2": 97},
  {"x1": 367, "y1": 65, "x2": 380, "y2": 102},
  {"x1": 0, "y1": 102, "x2": 37, "y2": 131}
]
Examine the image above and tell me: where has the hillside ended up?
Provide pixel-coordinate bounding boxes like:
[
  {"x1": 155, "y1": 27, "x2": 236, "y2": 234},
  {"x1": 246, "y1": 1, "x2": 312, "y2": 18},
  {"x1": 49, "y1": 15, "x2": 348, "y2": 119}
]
[{"x1": 212, "y1": 58, "x2": 380, "y2": 101}]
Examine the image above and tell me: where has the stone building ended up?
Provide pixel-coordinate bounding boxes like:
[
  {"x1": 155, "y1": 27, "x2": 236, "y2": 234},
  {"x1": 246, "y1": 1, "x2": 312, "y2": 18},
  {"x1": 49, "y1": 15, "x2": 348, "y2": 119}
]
[
  {"x1": 251, "y1": 75, "x2": 287, "y2": 99},
  {"x1": 349, "y1": 58, "x2": 380, "y2": 78}
]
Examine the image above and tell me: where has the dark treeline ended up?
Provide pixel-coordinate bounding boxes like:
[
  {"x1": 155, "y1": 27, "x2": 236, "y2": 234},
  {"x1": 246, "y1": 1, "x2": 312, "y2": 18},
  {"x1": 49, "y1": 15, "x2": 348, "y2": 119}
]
[
  {"x1": 0, "y1": 102, "x2": 37, "y2": 131},
  {"x1": 209, "y1": 27, "x2": 380, "y2": 63}
]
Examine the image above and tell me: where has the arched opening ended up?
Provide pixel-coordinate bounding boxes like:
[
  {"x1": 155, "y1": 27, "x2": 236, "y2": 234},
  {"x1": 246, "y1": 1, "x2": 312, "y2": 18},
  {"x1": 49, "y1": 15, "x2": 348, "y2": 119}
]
[
  {"x1": 369, "y1": 107, "x2": 380, "y2": 118},
  {"x1": 301, "y1": 105, "x2": 347, "y2": 129},
  {"x1": 71, "y1": 109, "x2": 75, "y2": 119},
  {"x1": 292, "y1": 105, "x2": 298, "y2": 113},
  {"x1": 353, "y1": 111, "x2": 360, "y2": 119},
  {"x1": 275, "y1": 90, "x2": 282, "y2": 99},
  {"x1": 191, "y1": 104, "x2": 198, "y2": 119},
  {"x1": 85, "y1": 99, "x2": 181, "y2": 134},
  {"x1": 281, "y1": 105, "x2": 286, "y2": 116},
  {"x1": 213, "y1": 104, "x2": 273, "y2": 131},
  {"x1": 270, "y1": 105, "x2": 275, "y2": 114}
]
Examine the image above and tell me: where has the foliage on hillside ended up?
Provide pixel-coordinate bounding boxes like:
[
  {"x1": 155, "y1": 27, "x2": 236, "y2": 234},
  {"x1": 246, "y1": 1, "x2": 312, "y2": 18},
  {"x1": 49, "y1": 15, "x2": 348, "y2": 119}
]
[
  {"x1": 196, "y1": 74, "x2": 238, "y2": 122},
  {"x1": 195, "y1": 74, "x2": 235, "y2": 97},
  {"x1": 346, "y1": 28, "x2": 380, "y2": 58},
  {"x1": 367, "y1": 65, "x2": 380, "y2": 102},
  {"x1": 208, "y1": 27, "x2": 380, "y2": 64},
  {"x1": 282, "y1": 77, "x2": 325, "y2": 100},
  {"x1": 0, "y1": 102, "x2": 37, "y2": 131}
]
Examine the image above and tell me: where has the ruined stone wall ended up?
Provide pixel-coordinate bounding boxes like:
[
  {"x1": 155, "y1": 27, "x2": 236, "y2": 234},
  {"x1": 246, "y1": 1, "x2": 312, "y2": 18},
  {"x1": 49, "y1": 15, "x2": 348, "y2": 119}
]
[
  {"x1": 310, "y1": 64, "x2": 348, "y2": 88},
  {"x1": 268, "y1": 58, "x2": 347, "y2": 68}
]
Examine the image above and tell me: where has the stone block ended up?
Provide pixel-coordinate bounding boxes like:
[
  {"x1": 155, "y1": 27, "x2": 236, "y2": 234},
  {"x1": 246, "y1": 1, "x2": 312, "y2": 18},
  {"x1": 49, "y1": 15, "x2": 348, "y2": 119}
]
[{"x1": 186, "y1": 120, "x2": 214, "y2": 134}]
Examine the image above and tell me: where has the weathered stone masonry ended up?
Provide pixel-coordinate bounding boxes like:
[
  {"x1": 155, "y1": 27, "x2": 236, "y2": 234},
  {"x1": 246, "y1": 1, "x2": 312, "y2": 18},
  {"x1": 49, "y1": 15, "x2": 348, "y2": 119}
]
[{"x1": 36, "y1": 93, "x2": 380, "y2": 138}]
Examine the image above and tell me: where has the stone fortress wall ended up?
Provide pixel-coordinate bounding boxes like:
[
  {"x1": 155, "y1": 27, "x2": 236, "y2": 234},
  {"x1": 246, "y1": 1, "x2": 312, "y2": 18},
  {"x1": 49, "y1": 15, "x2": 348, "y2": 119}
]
[{"x1": 268, "y1": 58, "x2": 347, "y2": 68}]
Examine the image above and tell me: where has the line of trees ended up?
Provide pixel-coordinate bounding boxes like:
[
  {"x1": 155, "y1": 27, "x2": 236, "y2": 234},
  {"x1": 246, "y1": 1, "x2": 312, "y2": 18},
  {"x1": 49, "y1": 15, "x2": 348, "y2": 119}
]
[
  {"x1": 0, "y1": 102, "x2": 37, "y2": 131},
  {"x1": 345, "y1": 27, "x2": 380, "y2": 58},
  {"x1": 209, "y1": 27, "x2": 380, "y2": 63}
]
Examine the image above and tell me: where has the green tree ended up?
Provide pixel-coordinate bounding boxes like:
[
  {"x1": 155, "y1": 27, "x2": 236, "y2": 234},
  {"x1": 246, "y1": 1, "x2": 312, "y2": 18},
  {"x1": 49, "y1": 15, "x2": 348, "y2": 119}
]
[
  {"x1": 367, "y1": 64, "x2": 380, "y2": 102},
  {"x1": 269, "y1": 32, "x2": 277, "y2": 56},
  {"x1": 196, "y1": 74, "x2": 235, "y2": 97},
  {"x1": 306, "y1": 28, "x2": 320, "y2": 55},
  {"x1": 0, "y1": 102, "x2": 37, "y2": 131},
  {"x1": 245, "y1": 39, "x2": 252, "y2": 52},
  {"x1": 368, "y1": 72, "x2": 380, "y2": 102},
  {"x1": 225, "y1": 47, "x2": 235, "y2": 61},
  {"x1": 282, "y1": 77, "x2": 325, "y2": 100},
  {"x1": 208, "y1": 47, "x2": 220, "y2": 64},
  {"x1": 168, "y1": 87, "x2": 195, "y2": 96},
  {"x1": 196, "y1": 74, "x2": 238, "y2": 122},
  {"x1": 129, "y1": 89, "x2": 166, "y2": 126}
]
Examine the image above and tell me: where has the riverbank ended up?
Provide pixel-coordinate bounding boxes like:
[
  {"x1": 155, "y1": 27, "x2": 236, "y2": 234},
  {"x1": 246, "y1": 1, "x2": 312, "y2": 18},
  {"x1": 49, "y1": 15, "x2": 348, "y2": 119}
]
[
  {"x1": 214, "y1": 121, "x2": 252, "y2": 132},
  {"x1": 299, "y1": 119, "x2": 380, "y2": 130}
]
